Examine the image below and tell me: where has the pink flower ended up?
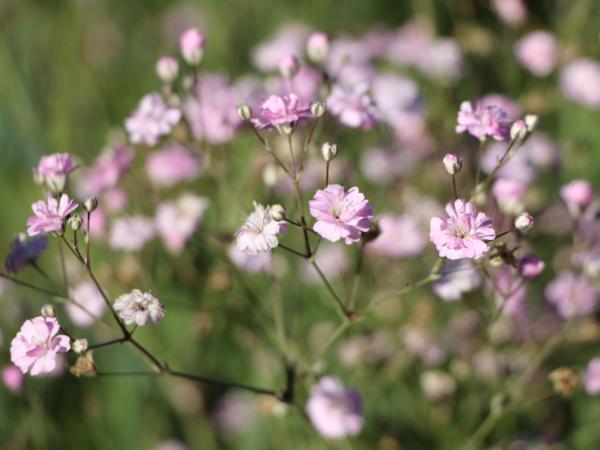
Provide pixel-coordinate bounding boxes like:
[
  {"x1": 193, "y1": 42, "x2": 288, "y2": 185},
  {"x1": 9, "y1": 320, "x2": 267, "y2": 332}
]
[
  {"x1": 493, "y1": 0, "x2": 526, "y2": 25},
  {"x1": 560, "y1": 180, "x2": 594, "y2": 209},
  {"x1": 155, "y1": 194, "x2": 208, "y2": 254},
  {"x1": 4, "y1": 234, "x2": 48, "y2": 274},
  {"x1": 77, "y1": 146, "x2": 134, "y2": 197},
  {"x1": 306, "y1": 32, "x2": 329, "y2": 64},
  {"x1": 10, "y1": 317, "x2": 70, "y2": 376},
  {"x1": 251, "y1": 23, "x2": 309, "y2": 72},
  {"x1": 125, "y1": 93, "x2": 181, "y2": 146},
  {"x1": 146, "y1": 144, "x2": 202, "y2": 187},
  {"x1": 109, "y1": 216, "x2": 155, "y2": 252},
  {"x1": 66, "y1": 281, "x2": 107, "y2": 327},
  {"x1": 156, "y1": 56, "x2": 179, "y2": 83},
  {"x1": 433, "y1": 259, "x2": 481, "y2": 301},
  {"x1": 309, "y1": 184, "x2": 374, "y2": 245},
  {"x1": 179, "y1": 28, "x2": 206, "y2": 65},
  {"x1": 584, "y1": 357, "x2": 600, "y2": 394},
  {"x1": 366, "y1": 214, "x2": 426, "y2": 258},
  {"x1": 430, "y1": 199, "x2": 496, "y2": 260},
  {"x1": 455, "y1": 100, "x2": 509, "y2": 141},
  {"x1": 492, "y1": 178, "x2": 527, "y2": 214},
  {"x1": 306, "y1": 377, "x2": 363, "y2": 439},
  {"x1": 546, "y1": 271, "x2": 598, "y2": 318},
  {"x1": 518, "y1": 254, "x2": 545, "y2": 279},
  {"x1": 26, "y1": 194, "x2": 78, "y2": 236},
  {"x1": 515, "y1": 31, "x2": 558, "y2": 77},
  {"x1": 250, "y1": 93, "x2": 312, "y2": 130},
  {"x1": 560, "y1": 59, "x2": 600, "y2": 108},
  {"x1": 327, "y1": 83, "x2": 379, "y2": 129},
  {"x1": 2, "y1": 364, "x2": 24, "y2": 392},
  {"x1": 34, "y1": 153, "x2": 75, "y2": 192},
  {"x1": 235, "y1": 202, "x2": 287, "y2": 254},
  {"x1": 227, "y1": 244, "x2": 272, "y2": 273}
]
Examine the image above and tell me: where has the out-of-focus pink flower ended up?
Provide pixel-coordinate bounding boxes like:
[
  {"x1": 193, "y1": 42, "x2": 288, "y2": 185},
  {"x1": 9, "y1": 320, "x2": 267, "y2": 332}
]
[
  {"x1": 560, "y1": 59, "x2": 600, "y2": 108},
  {"x1": 155, "y1": 194, "x2": 208, "y2": 254},
  {"x1": 421, "y1": 38, "x2": 463, "y2": 80},
  {"x1": 251, "y1": 23, "x2": 309, "y2": 72},
  {"x1": 4, "y1": 234, "x2": 48, "y2": 274},
  {"x1": 156, "y1": 56, "x2": 179, "y2": 83},
  {"x1": 179, "y1": 28, "x2": 206, "y2": 65},
  {"x1": 560, "y1": 180, "x2": 594, "y2": 209},
  {"x1": 114, "y1": 290, "x2": 165, "y2": 326},
  {"x1": 109, "y1": 216, "x2": 155, "y2": 251},
  {"x1": 251, "y1": 93, "x2": 312, "y2": 130},
  {"x1": 278, "y1": 54, "x2": 300, "y2": 78},
  {"x1": 34, "y1": 153, "x2": 75, "y2": 192},
  {"x1": 492, "y1": 178, "x2": 527, "y2": 214},
  {"x1": 2, "y1": 364, "x2": 24, "y2": 392},
  {"x1": 366, "y1": 214, "x2": 425, "y2": 258},
  {"x1": 66, "y1": 281, "x2": 107, "y2": 327},
  {"x1": 300, "y1": 242, "x2": 348, "y2": 283},
  {"x1": 10, "y1": 317, "x2": 70, "y2": 376},
  {"x1": 456, "y1": 100, "x2": 509, "y2": 141},
  {"x1": 78, "y1": 146, "x2": 134, "y2": 197},
  {"x1": 518, "y1": 254, "x2": 545, "y2": 279},
  {"x1": 430, "y1": 199, "x2": 495, "y2": 260},
  {"x1": 489, "y1": 267, "x2": 526, "y2": 316},
  {"x1": 102, "y1": 188, "x2": 128, "y2": 213},
  {"x1": 276, "y1": 66, "x2": 322, "y2": 105},
  {"x1": 306, "y1": 32, "x2": 329, "y2": 64},
  {"x1": 433, "y1": 259, "x2": 481, "y2": 301},
  {"x1": 327, "y1": 83, "x2": 379, "y2": 129},
  {"x1": 515, "y1": 31, "x2": 558, "y2": 77},
  {"x1": 493, "y1": 0, "x2": 526, "y2": 25},
  {"x1": 306, "y1": 377, "x2": 363, "y2": 439},
  {"x1": 235, "y1": 202, "x2": 287, "y2": 255},
  {"x1": 27, "y1": 194, "x2": 78, "y2": 236},
  {"x1": 584, "y1": 357, "x2": 600, "y2": 394},
  {"x1": 479, "y1": 94, "x2": 522, "y2": 121},
  {"x1": 146, "y1": 144, "x2": 202, "y2": 187},
  {"x1": 125, "y1": 93, "x2": 181, "y2": 146},
  {"x1": 212, "y1": 391, "x2": 258, "y2": 434},
  {"x1": 85, "y1": 207, "x2": 107, "y2": 238},
  {"x1": 545, "y1": 271, "x2": 598, "y2": 319},
  {"x1": 309, "y1": 184, "x2": 373, "y2": 245},
  {"x1": 227, "y1": 244, "x2": 272, "y2": 273}
]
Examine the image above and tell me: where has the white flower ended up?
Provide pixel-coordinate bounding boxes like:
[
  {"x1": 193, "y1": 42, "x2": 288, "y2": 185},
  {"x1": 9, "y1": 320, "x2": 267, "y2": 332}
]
[
  {"x1": 113, "y1": 290, "x2": 165, "y2": 326},
  {"x1": 234, "y1": 202, "x2": 287, "y2": 255}
]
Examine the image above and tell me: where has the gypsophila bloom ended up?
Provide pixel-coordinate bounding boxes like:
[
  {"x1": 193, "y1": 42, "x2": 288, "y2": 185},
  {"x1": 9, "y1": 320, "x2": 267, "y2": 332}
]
[
  {"x1": 109, "y1": 216, "x2": 155, "y2": 252},
  {"x1": 77, "y1": 146, "x2": 134, "y2": 197},
  {"x1": 250, "y1": 93, "x2": 312, "y2": 131},
  {"x1": 2, "y1": 364, "x2": 24, "y2": 392},
  {"x1": 34, "y1": 153, "x2": 75, "y2": 192},
  {"x1": 514, "y1": 31, "x2": 558, "y2": 77},
  {"x1": 491, "y1": 178, "x2": 526, "y2": 215},
  {"x1": 430, "y1": 199, "x2": 495, "y2": 260},
  {"x1": 366, "y1": 214, "x2": 426, "y2": 258},
  {"x1": 545, "y1": 271, "x2": 598, "y2": 319},
  {"x1": 179, "y1": 28, "x2": 206, "y2": 65},
  {"x1": 235, "y1": 202, "x2": 287, "y2": 255},
  {"x1": 27, "y1": 194, "x2": 78, "y2": 236},
  {"x1": 113, "y1": 290, "x2": 165, "y2": 326},
  {"x1": 433, "y1": 259, "x2": 481, "y2": 301},
  {"x1": 146, "y1": 144, "x2": 202, "y2": 188},
  {"x1": 518, "y1": 254, "x2": 545, "y2": 279},
  {"x1": 306, "y1": 377, "x2": 363, "y2": 439},
  {"x1": 10, "y1": 317, "x2": 70, "y2": 376},
  {"x1": 560, "y1": 180, "x2": 594, "y2": 209},
  {"x1": 455, "y1": 100, "x2": 509, "y2": 141},
  {"x1": 66, "y1": 281, "x2": 107, "y2": 327},
  {"x1": 4, "y1": 234, "x2": 48, "y2": 274},
  {"x1": 309, "y1": 184, "x2": 374, "y2": 245},
  {"x1": 156, "y1": 56, "x2": 179, "y2": 83},
  {"x1": 125, "y1": 93, "x2": 181, "y2": 146},
  {"x1": 584, "y1": 358, "x2": 600, "y2": 394},
  {"x1": 155, "y1": 194, "x2": 208, "y2": 254},
  {"x1": 306, "y1": 32, "x2": 329, "y2": 64},
  {"x1": 327, "y1": 83, "x2": 379, "y2": 129},
  {"x1": 560, "y1": 59, "x2": 600, "y2": 108}
]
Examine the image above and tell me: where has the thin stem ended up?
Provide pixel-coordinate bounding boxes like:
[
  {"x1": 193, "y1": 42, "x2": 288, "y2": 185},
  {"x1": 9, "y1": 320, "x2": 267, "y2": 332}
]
[
  {"x1": 86, "y1": 211, "x2": 91, "y2": 267},
  {"x1": 325, "y1": 161, "x2": 330, "y2": 186},
  {"x1": 89, "y1": 337, "x2": 128, "y2": 350},
  {"x1": 367, "y1": 273, "x2": 440, "y2": 310},
  {"x1": 57, "y1": 237, "x2": 68, "y2": 292},
  {"x1": 293, "y1": 179, "x2": 312, "y2": 258},
  {"x1": 452, "y1": 174, "x2": 458, "y2": 200},
  {"x1": 348, "y1": 241, "x2": 365, "y2": 310},
  {"x1": 285, "y1": 218, "x2": 319, "y2": 236},
  {"x1": 474, "y1": 138, "x2": 486, "y2": 190},
  {"x1": 0, "y1": 272, "x2": 65, "y2": 297},
  {"x1": 169, "y1": 370, "x2": 282, "y2": 399},
  {"x1": 278, "y1": 243, "x2": 307, "y2": 258},
  {"x1": 311, "y1": 261, "x2": 350, "y2": 319},
  {"x1": 309, "y1": 319, "x2": 351, "y2": 366},
  {"x1": 287, "y1": 134, "x2": 297, "y2": 177},
  {"x1": 128, "y1": 339, "x2": 164, "y2": 372},
  {"x1": 491, "y1": 228, "x2": 515, "y2": 242}
]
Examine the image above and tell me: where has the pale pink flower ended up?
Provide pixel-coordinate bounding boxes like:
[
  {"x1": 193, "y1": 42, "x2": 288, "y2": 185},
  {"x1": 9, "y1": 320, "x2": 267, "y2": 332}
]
[
  {"x1": 102, "y1": 188, "x2": 128, "y2": 213},
  {"x1": 2, "y1": 364, "x2": 24, "y2": 392},
  {"x1": 251, "y1": 23, "x2": 309, "y2": 72},
  {"x1": 309, "y1": 184, "x2": 373, "y2": 245},
  {"x1": 109, "y1": 216, "x2": 155, "y2": 251},
  {"x1": 546, "y1": 271, "x2": 598, "y2": 319},
  {"x1": 179, "y1": 28, "x2": 206, "y2": 65},
  {"x1": 113, "y1": 289, "x2": 165, "y2": 326},
  {"x1": 421, "y1": 38, "x2": 463, "y2": 80},
  {"x1": 235, "y1": 202, "x2": 287, "y2": 255},
  {"x1": 493, "y1": 0, "x2": 526, "y2": 25},
  {"x1": 66, "y1": 281, "x2": 107, "y2": 327},
  {"x1": 518, "y1": 254, "x2": 545, "y2": 279},
  {"x1": 560, "y1": 59, "x2": 600, "y2": 108},
  {"x1": 77, "y1": 146, "x2": 134, "y2": 197},
  {"x1": 584, "y1": 358, "x2": 600, "y2": 394},
  {"x1": 4, "y1": 234, "x2": 48, "y2": 274},
  {"x1": 34, "y1": 153, "x2": 75, "y2": 192},
  {"x1": 429, "y1": 199, "x2": 496, "y2": 260},
  {"x1": 10, "y1": 317, "x2": 70, "y2": 376},
  {"x1": 227, "y1": 244, "x2": 272, "y2": 273},
  {"x1": 455, "y1": 100, "x2": 509, "y2": 141},
  {"x1": 492, "y1": 178, "x2": 527, "y2": 214},
  {"x1": 155, "y1": 56, "x2": 179, "y2": 83},
  {"x1": 84, "y1": 207, "x2": 107, "y2": 238},
  {"x1": 26, "y1": 194, "x2": 78, "y2": 236},
  {"x1": 250, "y1": 93, "x2": 312, "y2": 130},
  {"x1": 155, "y1": 194, "x2": 208, "y2": 253},
  {"x1": 146, "y1": 144, "x2": 202, "y2": 187},
  {"x1": 366, "y1": 214, "x2": 425, "y2": 258},
  {"x1": 306, "y1": 377, "x2": 363, "y2": 439},
  {"x1": 433, "y1": 259, "x2": 481, "y2": 301},
  {"x1": 560, "y1": 180, "x2": 594, "y2": 209},
  {"x1": 125, "y1": 93, "x2": 181, "y2": 146},
  {"x1": 515, "y1": 31, "x2": 558, "y2": 77},
  {"x1": 327, "y1": 83, "x2": 379, "y2": 129},
  {"x1": 371, "y1": 73, "x2": 424, "y2": 134},
  {"x1": 442, "y1": 153, "x2": 462, "y2": 175},
  {"x1": 306, "y1": 32, "x2": 329, "y2": 64}
]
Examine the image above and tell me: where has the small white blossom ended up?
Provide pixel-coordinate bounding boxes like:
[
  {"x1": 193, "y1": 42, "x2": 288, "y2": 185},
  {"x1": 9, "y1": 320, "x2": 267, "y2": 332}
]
[
  {"x1": 113, "y1": 289, "x2": 166, "y2": 326},
  {"x1": 235, "y1": 202, "x2": 287, "y2": 255}
]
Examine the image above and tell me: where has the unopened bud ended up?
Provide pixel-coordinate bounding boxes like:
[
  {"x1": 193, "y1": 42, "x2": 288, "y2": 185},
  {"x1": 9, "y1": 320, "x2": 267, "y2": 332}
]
[
  {"x1": 311, "y1": 101, "x2": 327, "y2": 118},
  {"x1": 524, "y1": 114, "x2": 539, "y2": 132},
  {"x1": 307, "y1": 32, "x2": 329, "y2": 64},
  {"x1": 510, "y1": 120, "x2": 528, "y2": 142},
  {"x1": 68, "y1": 213, "x2": 83, "y2": 231},
  {"x1": 237, "y1": 103, "x2": 252, "y2": 121},
  {"x1": 73, "y1": 338, "x2": 89, "y2": 354},
  {"x1": 270, "y1": 204, "x2": 286, "y2": 221},
  {"x1": 41, "y1": 304, "x2": 56, "y2": 318},
  {"x1": 83, "y1": 197, "x2": 98, "y2": 213},
  {"x1": 442, "y1": 153, "x2": 462, "y2": 175},
  {"x1": 279, "y1": 55, "x2": 300, "y2": 79},
  {"x1": 514, "y1": 212, "x2": 534, "y2": 232},
  {"x1": 155, "y1": 56, "x2": 179, "y2": 83},
  {"x1": 179, "y1": 28, "x2": 206, "y2": 65},
  {"x1": 321, "y1": 142, "x2": 338, "y2": 162}
]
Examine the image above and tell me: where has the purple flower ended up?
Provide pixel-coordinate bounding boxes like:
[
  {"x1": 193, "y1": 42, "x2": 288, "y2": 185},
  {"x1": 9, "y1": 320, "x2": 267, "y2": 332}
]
[
  {"x1": 433, "y1": 259, "x2": 481, "y2": 301},
  {"x1": 518, "y1": 254, "x2": 545, "y2": 279},
  {"x1": 26, "y1": 194, "x2": 78, "y2": 236},
  {"x1": 545, "y1": 271, "x2": 598, "y2": 319},
  {"x1": 125, "y1": 93, "x2": 181, "y2": 146},
  {"x1": 584, "y1": 357, "x2": 600, "y2": 394},
  {"x1": 306, "y1": 377, "x2": 363, "y2": 439},
  {"x1": 250, "y1": 93, "x2": 312, "y2": 130},
  {"x1": 309, "y1": 184, "x2": 373, "y2": 245},
  {"x1": 146, "y1": 144, "x2": 202, "y2": 187},
  {"x1": 430, "y1": 199, "x2": 496, "y2": 260},
  {"x1": 34, "y1": 153, "x2": 75, "y2": 192},
  {"x1": 4, "y1": 234, "x2": 48, "y2": 273},
  {"x1": 455, "y1": 100, "x2": 509, "y2": 141},
  {"x1": 327, "y1": 83, "x2": 379, "y2": 129}
]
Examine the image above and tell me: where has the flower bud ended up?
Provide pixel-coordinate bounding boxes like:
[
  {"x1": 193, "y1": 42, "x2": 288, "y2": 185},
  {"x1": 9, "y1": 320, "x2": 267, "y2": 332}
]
[
  {"x1": 307, "y1": 32, "x2": 329, "y2": 64},
  {"x1": 524, "y1": 114, "x2": 539, "y2": 132},
  {"x1": 517, "y1": 254, "x2": 545, "y2": 279},
  {"x1": 69, "y1": 213, "x2": 83, "y2": 231},
  {"x1": 73, "y1": 338, "x2": 89, "y2": 354},
  {"x1": 321, "y1": 142, "x2": 338, "y2": 162},
  {"x1": 442, "y1": 153, "x2": 462, "y2": 175},
  {"x1": 549, "y1": 367, "x2": 580, "y2": 398},
  {"x1": 156, "y1": 56, "x2": 179, "y2": 83},
  {"x1": 83, "y1": 197, "x2": 98, "y2": 213},
  {"x1": 279, "y1": 55, "x2": 300, "y2": 79},
  {"x1": 70, "y1": 351, "x2": 96, "y2": 378},
  {"x1": 237, "y1": 103, "x2": 252, "y2": 121},
  {"x1": 514, "y1": 212, "x2": 534, "y2": 232},
  {"x1": 310, "y1": 100, "x2": 326, "y2": 118},
  {"x1": 179, "y1": 28, "x2": 206, "y2": 65},
  {"x1": 262, "y1": 164, "x2": 278, "y2": 187},
  {"x1": 270, "y1": 204, "x2": 286, "y2": 221},
  {"x1": 510, "y1": 119, "x2": 528, "y2": 142},
  {"x1": 41, "y1": 304, "x2": 56, "y2": 318}
]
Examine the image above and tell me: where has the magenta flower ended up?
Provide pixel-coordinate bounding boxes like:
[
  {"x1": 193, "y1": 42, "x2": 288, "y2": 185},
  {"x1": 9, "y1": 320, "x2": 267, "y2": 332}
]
[
  {"x1": 429, "y1": 199, "x2": 496, "y2": 260},
  {"x1": 545, "y1": 271, "x2": 598, "y2": 319},
  {"x1": 34, "y1": 153, "x2": 75, "y2": 192},
  {"x1": 26, "y1": 194, "x2": 78, "y2": 236},
  {"x1": 306, "y1": 376, "x2": 363, "y2": 439},
  {"x1": 251, "y1": 93, "x2": 312, "y2": 130},
  {"x1": 455, "y1": 100, "x2": 509, "y2": 141},
  {"x1": 4, "y1": 234, "x2": 48, "y2": 273},
  {"x1": 584, "y1": 357, "x2": 600, "y2": 394},
  {"x1": 327, "y1": 83, "x2": 379, "y2": 129},
  {"x1": 125, "y1": 93, "x2": 181, "y2": 146},
  {"x1": 10, "y1": 317, "x2": 71, "y2": 376},
  {"x1": 309, "y1": 184, "x2": 373, "y2": 245}
]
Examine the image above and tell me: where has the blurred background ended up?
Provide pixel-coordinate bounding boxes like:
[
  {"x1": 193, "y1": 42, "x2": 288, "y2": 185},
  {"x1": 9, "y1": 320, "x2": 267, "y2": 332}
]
[{"x1": 1, "y1": 0, "x2": 600, "y2": 449}]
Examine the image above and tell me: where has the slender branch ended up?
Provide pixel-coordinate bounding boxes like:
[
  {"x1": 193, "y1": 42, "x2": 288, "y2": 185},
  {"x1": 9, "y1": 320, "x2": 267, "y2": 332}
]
[
  {"x1": 169, "y1": 370, "x2": 282, "y2": 398},
  {"x1": 85, "y1": 211, "x2": 91, "y2": 267},
  {"x1": 0, "y1": 272, "x2": 65, "y2": 297},
  {"x1": 278, "y1": 243, "x2": 307, "y2": 258},
  {"x1": 452, "y1": 174, "x2": 458, "y2": 200},
  {"x1": 89, "y1": 337, "x2": 128, "y2": 350},
  {"x1": 311, "y1": 261, "x2": 351, "y2": 319},
  {"x1": 325, "y1": 161, "x2": 330, "y2": 186}
]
